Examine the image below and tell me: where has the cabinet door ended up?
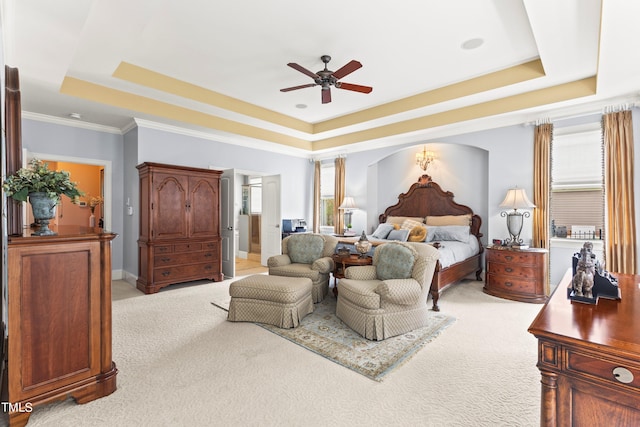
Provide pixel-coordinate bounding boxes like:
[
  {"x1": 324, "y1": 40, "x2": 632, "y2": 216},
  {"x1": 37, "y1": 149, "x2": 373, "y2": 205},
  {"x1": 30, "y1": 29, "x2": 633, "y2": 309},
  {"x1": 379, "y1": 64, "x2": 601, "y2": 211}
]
[
  {"x1": 8, "y1": 241, "x2": 101, "y2": 401},
  {"x1": 189, "y1": 175, "x2": 219, "y2": 238},
  {"x1": 153, "y1": 173, "x2": 189, "y2": 239}
]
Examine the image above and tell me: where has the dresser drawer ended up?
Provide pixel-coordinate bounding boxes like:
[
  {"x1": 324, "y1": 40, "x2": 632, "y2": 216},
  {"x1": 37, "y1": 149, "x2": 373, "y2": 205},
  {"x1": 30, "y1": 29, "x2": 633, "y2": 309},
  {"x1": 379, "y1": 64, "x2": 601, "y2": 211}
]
[
  {"x1": 486, "y1": 249, "x2": 537, "y2": 265},
  {"x1": 154, "y1": 245, "x2": 173, "y2": 254},
  {"x1": 486, "y1": 273, "x2": 536, "y2": 294},
  {"x1": 174, "y1": 242, "x2": 202, "y2": 252},
  {"x1": 204, "y1": 241, "x2": 219, "y2": 250},
  {"x1": 487, "y1": 262, "x2": 538, "y2": 279},
  {"x1": 154, "y1": 262, "x2": 218, "y2": 283},
  {"x1": 567, "y1": 350, "x2": 640, "y2": 391},
  {"x1": 154, "y1": 251, "x2": 217, "y2": 266}
]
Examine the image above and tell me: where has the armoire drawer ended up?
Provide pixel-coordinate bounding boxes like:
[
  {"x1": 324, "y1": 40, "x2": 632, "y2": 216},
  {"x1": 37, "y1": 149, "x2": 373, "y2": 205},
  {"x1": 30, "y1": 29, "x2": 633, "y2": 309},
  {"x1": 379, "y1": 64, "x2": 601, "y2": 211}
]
[
  {"x1": 154, "y1": 251, "x2": 216, "y2": 267},
  {"x1": 153, "y1": 263, "x2": 218, "y2": 283}
]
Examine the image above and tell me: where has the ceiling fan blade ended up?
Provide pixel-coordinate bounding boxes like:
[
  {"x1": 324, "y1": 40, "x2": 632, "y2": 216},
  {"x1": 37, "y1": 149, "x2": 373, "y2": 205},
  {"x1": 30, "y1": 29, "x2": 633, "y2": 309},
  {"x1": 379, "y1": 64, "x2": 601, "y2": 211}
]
[
  {"x1": 331, "y1": 60, "x2": 362, "y2": 80},
  {"x1": 322, "y1": 87, "x2": 331, "y2": 104},
  {"x1": 336, "y1": 82, "x2": 373, "y2": 94},
  {"x1": 280, "y1": 83, "x2": 317, "y2": 92},
  {"x1": 287, "y1": 62, "x2": 319, "y2": 79}
]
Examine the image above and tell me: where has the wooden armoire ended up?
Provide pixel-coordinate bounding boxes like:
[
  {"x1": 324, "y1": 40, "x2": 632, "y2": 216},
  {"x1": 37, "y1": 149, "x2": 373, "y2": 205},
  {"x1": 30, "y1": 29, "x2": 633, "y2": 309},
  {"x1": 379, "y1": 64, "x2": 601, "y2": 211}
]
[{"x1": 136, "y1": 162, "x2": 223, "y2": 294}]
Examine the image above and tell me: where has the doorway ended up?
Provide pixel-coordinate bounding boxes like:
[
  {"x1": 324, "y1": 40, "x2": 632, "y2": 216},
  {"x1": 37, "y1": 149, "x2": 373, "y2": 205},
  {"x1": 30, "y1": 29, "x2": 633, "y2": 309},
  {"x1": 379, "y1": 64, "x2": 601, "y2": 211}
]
[
  {"x1": 237, "y1": 177, "x2": 265, "y2": 275},
  {"x1": 219, "y1": 167, "x2": 281, "y2": 278},
  {"x1": 27, "y1": 151, "x2": 112, "y2": 231}
]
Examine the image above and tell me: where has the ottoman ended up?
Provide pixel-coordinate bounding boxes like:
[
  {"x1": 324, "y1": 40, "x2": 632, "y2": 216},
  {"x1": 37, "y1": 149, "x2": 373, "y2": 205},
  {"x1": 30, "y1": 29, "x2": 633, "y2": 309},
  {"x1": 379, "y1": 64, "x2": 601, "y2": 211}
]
[{"x1": 227, "y1": 275, "x2": 314, "y2": 328}]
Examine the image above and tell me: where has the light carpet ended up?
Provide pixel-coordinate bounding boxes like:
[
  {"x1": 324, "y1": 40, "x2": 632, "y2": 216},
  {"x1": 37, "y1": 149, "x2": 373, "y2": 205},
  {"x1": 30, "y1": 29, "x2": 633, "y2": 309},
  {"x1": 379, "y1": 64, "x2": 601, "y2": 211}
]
[
  {"x1": 213, "y1": 291, "x2": 455, "y2": 381},
  {"x1": 25, "y1": 277, "x2": 543, "y2": 427}
]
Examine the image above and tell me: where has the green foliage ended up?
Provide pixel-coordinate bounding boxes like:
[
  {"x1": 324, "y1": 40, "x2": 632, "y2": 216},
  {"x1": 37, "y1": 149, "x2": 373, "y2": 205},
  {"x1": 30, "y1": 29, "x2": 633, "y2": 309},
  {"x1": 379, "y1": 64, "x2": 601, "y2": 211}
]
[{"x1": 2, "y1": 158, "x2": 84, "y2": 203}]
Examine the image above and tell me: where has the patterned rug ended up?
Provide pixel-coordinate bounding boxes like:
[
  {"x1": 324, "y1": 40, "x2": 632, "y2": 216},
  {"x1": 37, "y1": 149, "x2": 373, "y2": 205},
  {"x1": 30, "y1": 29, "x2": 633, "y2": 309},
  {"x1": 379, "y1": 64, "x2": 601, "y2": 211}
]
[{"x1": 213, "y1": 294, "x2": 455, "y2": 381}]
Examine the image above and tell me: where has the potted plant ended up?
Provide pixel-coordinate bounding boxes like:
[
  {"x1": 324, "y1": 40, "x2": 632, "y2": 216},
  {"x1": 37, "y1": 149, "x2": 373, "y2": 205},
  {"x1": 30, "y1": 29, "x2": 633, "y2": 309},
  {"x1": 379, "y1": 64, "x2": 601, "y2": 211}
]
[{"x1": 2, "y1": 158, "x2": 83, "y2": 235}]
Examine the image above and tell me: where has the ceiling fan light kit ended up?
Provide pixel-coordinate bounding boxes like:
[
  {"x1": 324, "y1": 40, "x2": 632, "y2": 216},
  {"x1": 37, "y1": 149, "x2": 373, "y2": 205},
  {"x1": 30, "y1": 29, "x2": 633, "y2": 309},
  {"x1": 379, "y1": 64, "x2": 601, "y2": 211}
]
[{"x1": 280, "y1": 55, "x2": 373, "y2": 104}]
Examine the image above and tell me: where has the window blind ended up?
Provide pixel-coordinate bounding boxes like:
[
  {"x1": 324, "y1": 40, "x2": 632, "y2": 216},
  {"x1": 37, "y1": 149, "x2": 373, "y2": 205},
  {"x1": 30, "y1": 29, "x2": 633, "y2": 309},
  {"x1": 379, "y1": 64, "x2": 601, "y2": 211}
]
[{"x1": 551, "y1": 189, "x2": 604, "y2": 232}]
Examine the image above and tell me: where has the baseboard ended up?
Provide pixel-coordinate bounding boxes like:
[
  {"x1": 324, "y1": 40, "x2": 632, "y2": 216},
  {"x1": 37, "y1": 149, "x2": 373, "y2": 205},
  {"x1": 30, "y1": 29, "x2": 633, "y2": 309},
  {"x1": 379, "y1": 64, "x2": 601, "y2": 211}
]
[{"x1": 119, "y1": 270, "x2": 138, "y2": 286}]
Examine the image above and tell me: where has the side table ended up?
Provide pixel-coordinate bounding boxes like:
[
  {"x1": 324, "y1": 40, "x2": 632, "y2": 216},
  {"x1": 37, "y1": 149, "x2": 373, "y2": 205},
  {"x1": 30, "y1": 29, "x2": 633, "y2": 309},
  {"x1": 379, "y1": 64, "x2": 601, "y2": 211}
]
[
  {"x1": 331, "y1": 253, "x2": 372, "y2": 297},
  {"x1": 484, "y1": 245, "x2": 549, "y2": 303}
]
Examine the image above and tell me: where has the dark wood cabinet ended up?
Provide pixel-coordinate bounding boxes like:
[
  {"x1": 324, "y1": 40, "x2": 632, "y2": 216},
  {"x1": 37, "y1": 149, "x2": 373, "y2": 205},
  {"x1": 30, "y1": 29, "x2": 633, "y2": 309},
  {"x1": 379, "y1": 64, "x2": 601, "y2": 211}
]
[
  {"x1": 136, "y1": 162, "x2": 223, "y2": 294},
  {"x1": 6, "y1": 228, "x2": 117, "y2": 427},
  {"x1": 484, "y1": 245, "x2": 549, "y2": 303},
  {"x1": 529, "y1": 270, "x2": 640, "y2": 426}
]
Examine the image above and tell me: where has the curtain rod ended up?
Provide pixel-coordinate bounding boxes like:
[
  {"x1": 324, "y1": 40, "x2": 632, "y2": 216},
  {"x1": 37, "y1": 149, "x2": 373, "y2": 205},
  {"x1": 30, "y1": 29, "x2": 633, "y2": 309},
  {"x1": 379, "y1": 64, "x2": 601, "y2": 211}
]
[{"x1": 524, "y1": 102, "x2": 639, "y2": 127}]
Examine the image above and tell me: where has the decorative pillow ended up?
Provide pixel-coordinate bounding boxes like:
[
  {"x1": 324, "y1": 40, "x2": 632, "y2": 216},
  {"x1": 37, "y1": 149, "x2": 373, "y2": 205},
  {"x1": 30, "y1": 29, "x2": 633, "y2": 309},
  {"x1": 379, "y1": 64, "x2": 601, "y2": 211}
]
[
  {"x1": 371, "y1": 223, "x2": 395, "y2": 239},
  {"x1": 376, "y1": 243, "x2": 416, "y2": 280},
  {"x1": 387, "y1": 229, "x2": 410, "y2": 242},
  {"x1": 287, "y1": 235, "x2": 325, "y2": 264},
  {"x1": 385, "y1": 216, "x2": 424, "y2": 227},
  {"x1": 426, "y1": 225, "x2": 471, "y2": 243},
  {"x1": 400, "y1": 218, "x2": 424, "y2": 230},
  {"x1": 408, "y1": 225, "x2": 427, "y2": 242},
  {"x1": 425, "y1": 214, "x2": 472, "y2": 226}
]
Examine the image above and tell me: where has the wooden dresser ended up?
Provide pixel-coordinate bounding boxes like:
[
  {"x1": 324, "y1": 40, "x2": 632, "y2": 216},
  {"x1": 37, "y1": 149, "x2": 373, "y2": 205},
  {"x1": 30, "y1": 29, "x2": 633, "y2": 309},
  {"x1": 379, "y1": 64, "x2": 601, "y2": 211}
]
[
  {"x1": 529, "y1": 269, "x2": 640, "y2": 426},
  {"x1": 136, "y1": 162, "x2": 223, "y2": 294},
  {"x1": 5, "y1": 227, "x2": 117, "y2": 427},
  {"x1": 484, "y1": 245, "x2": 549, "y2": 303}
]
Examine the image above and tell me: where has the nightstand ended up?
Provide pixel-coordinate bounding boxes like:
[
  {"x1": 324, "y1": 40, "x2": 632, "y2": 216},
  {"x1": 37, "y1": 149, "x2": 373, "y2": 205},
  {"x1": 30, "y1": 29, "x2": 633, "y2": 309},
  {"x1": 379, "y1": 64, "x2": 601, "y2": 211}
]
[{"x1": 484, "y1": 245, "x2": 549, "y2": 303}]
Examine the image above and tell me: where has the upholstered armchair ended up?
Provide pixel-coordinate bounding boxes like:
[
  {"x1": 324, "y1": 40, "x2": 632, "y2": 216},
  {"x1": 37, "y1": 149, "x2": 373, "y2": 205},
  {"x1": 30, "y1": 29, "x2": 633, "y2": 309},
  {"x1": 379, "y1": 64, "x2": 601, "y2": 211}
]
[
  {"x1": 336, "y1": 241, "x2": 440, "y2": 340},
  {"x1": 268, "y1": 233, "x2": 338, "y2": 303}
]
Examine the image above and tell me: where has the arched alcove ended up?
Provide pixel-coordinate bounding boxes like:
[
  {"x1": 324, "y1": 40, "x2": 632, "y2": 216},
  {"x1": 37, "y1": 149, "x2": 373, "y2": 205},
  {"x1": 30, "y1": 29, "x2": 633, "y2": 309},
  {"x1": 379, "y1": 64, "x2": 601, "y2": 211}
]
[{"x1": 365, "y1": 143, "x2": 489, "y2": 245}]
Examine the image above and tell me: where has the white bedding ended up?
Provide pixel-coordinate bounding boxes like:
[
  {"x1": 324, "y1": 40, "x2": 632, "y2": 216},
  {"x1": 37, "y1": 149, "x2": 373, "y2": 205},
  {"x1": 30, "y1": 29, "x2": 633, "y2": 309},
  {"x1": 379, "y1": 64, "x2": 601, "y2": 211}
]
[{"x1": 337, "y1": 235, "x2": 480, "y2": 269}]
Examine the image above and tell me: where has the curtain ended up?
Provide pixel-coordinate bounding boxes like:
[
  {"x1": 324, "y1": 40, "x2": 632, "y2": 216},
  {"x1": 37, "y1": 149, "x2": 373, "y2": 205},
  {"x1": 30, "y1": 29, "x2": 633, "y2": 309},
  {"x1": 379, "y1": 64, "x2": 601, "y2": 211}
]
[
  {"x1": 334, "y1": 157, "x2": 346, "y2": 234},
  {"x1": 533, "y1": 123, "x2": 553, "y2": 249},
  {"x1": 603, "y1": 110, "x2": 637, "y2": 274},
  {"x1": 312, "y1": 161, "x2": 321, "y2": 233}
]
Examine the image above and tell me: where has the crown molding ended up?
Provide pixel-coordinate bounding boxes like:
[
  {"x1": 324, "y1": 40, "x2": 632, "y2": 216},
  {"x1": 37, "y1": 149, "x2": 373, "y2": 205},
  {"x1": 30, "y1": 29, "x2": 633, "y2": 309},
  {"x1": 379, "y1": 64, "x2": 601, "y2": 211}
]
[
  {"x1": 132, "y1": 118, "x2": 312, "y2": 159},
  {"x1": 21, "y1": 111, "x2": 123, "y2": 134}
]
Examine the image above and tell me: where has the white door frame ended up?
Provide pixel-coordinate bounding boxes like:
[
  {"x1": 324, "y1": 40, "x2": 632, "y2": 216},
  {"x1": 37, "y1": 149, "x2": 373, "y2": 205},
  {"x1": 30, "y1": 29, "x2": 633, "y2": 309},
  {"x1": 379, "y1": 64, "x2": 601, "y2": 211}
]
[
  {"x1": 220, "y1": 169, "x2": 236, "y2": 278},
  {"x1": 28, "y1": 150, "x2": 113, "y2": 231}
]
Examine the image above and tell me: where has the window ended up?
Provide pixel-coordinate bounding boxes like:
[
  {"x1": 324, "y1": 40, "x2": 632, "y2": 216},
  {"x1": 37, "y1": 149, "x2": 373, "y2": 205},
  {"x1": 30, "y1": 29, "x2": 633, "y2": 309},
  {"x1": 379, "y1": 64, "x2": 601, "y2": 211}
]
[
  {"x1": 320, "y1": 164, "x2": 335, "y2": 227},
  {"x1": 551, "y1": 124, "x2": 604, "y2": 239}
]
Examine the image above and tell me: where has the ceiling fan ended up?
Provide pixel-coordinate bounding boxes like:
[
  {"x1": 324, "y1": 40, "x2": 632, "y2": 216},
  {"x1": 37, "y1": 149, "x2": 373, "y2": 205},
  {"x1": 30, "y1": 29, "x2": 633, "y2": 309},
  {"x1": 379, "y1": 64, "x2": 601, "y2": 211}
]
[{"x1": 280, "y1": 55, "x2": 373, "y2": 104}]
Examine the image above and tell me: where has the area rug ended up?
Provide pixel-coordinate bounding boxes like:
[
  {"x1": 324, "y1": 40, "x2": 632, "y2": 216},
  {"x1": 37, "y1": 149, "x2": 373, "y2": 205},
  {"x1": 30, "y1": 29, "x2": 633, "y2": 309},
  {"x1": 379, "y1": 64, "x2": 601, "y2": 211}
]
[{"x1": 212, "y1": 294, "x2": 455, "y2": 381}]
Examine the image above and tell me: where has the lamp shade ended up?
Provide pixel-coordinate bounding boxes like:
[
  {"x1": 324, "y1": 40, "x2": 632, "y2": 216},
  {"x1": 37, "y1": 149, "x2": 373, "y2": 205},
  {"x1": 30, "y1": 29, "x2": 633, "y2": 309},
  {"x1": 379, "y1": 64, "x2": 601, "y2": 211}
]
[
  {"x1": 339, "y1": 196, "x2": 357, "y2": 210},
  {"x1": 499, "y1": 188, "x2": 536, "y2": 210}
]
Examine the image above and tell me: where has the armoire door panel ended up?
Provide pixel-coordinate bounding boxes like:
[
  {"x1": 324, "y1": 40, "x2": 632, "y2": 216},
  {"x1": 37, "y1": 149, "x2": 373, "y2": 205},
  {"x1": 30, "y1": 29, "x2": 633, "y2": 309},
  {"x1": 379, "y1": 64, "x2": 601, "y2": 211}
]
[{"x1": 153, "y1": 173, "x2": 189, "y2": 239}]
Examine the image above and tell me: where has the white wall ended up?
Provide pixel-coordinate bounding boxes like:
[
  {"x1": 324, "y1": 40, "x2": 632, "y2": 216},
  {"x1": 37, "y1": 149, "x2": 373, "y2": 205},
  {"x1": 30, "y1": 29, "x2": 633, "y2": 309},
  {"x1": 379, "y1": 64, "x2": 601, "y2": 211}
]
[
  {"x1": 21, "y1": 119, "x2": 126, "y2": 272},
  {"x1": 344, "y1": 124, "x2": 533, "y2": 249}
]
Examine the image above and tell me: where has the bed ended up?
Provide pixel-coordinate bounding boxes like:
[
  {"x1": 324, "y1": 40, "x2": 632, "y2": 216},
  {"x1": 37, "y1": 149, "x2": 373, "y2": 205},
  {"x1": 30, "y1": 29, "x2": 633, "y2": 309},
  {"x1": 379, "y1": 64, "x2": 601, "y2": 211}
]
[{"x1": 339, "y1": 174, "x2": 483, "y2": 311}]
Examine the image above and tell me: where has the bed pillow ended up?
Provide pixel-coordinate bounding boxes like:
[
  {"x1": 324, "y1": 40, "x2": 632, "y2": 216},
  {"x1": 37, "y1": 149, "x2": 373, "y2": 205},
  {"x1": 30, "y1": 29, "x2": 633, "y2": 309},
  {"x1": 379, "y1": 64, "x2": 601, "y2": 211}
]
[
  {"x1": 425, "y1": 214, "x2": 472, "y2": 227},
  {"x1": 371, "y1": 223, "x2": 395, "y2": 239},
  {"x1": 426, "y1": 225, "x2": 471, "y2": 243},
  {"x1": 385, "y1": 216, "x2": 424, "y2": 227},
  {"x1": 400, "y1": 218, "x2": 424, "y2": 230},
  {"x1": 386, "y1": 228, "x2": 410, "y2": 242}
]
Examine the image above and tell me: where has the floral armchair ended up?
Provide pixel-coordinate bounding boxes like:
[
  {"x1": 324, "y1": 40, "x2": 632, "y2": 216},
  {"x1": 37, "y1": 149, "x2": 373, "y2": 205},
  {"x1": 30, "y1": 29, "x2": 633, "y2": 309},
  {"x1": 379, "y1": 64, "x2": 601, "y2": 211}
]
[
  {"x1": 267, "y1": 233, "x2": 338, "y2": 303},
  {"x1": 335, "y1": 241, "x2": 440, "y2": 340}
]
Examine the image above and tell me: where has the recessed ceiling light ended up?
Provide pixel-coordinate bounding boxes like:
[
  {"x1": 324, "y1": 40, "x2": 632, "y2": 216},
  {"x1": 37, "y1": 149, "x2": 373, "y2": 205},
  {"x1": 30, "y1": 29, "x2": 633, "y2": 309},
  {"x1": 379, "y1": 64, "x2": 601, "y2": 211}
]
[
  {"x1": 461, "y1": 38, "x2": 484, "y2": 50},
  {"x1": 295, "y1": 104, "x2": 307, "y2": 109},
  {"x1": 69, "y1": 112, "x2": 82, "y2": 119}
]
